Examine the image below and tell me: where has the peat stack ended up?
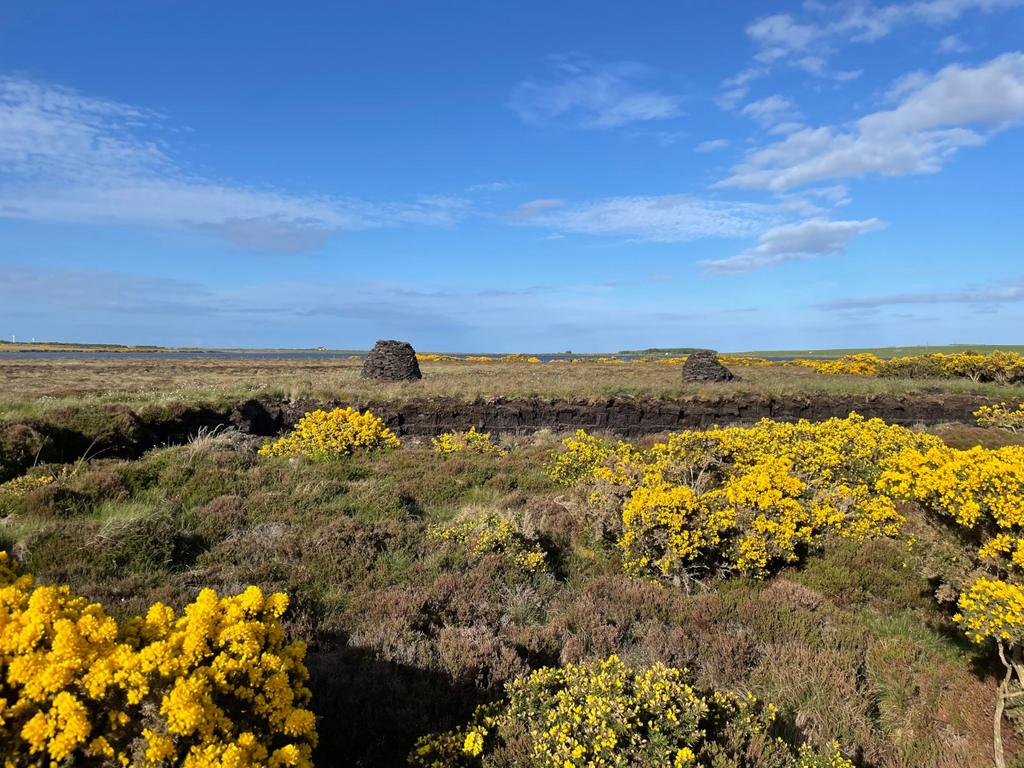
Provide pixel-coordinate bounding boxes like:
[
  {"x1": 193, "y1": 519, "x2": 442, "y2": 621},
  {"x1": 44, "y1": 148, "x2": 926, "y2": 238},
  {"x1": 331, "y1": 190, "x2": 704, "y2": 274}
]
[
  {"x1": 681, "y1": 349, "x2": 735, "y2": 383},
  {"x1": 361, "y1": 340, "x2": 422, "y2": 381}
]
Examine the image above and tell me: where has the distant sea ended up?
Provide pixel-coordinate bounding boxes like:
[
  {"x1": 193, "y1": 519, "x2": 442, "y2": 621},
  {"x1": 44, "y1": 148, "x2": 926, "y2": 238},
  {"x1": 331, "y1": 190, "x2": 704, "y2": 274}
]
[{"x1": 0, "y1": 351, "x2": 649, "y2": 362}]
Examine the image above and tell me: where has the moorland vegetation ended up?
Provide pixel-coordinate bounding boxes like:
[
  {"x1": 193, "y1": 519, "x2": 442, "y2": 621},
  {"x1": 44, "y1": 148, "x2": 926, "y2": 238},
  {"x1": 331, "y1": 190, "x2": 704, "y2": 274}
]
[{"x1": 2, "y1": 399, "x2": 1024, "y2": 765}]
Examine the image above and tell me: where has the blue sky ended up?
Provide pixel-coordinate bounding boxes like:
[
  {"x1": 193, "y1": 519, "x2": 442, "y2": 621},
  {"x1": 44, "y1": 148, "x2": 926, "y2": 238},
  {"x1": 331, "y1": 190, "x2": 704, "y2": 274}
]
[{"x1": 1, "y1": 0, "x2": 1022, "y2": 352}]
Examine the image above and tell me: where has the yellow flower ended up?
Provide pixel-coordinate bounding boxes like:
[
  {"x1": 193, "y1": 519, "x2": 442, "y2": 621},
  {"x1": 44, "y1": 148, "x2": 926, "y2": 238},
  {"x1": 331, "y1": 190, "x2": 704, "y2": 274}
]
[
  {"x1": 258, "y1": 407, "x2": 399, "y2": 458},
  {"x1": 0, "y1": 551, "x2": 317, "y2": 764}
]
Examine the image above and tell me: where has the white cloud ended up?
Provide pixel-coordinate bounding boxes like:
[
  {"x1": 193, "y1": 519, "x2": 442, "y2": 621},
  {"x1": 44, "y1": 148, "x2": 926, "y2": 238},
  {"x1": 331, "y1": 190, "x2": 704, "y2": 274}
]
[
  {"x1": 731, "y1": 0, "x2": 1023, "y2": 86},
  {"x1": 718, "y1": 53, "x2": 1024, "y2": 190},
  {"x1": 694, "y1": 138, "x2": 730, "y2": 153},
  {"x1": 509, "y1": 57, "x2": 681, "y2": 129},
  {"x1": 701, "y1": 217, "x2": 885, "y2": 273},
  {"x1": 747, "y1": 14, "x2": 823, "y2": 64},
  {"x1": 774, "y1": 185, "x2": 852, "y2": 216},
  {"x1": 740, "y1": 95, "x2": 802, "y2": 127},
  {"x1": 717, "y1": 86, "x2": 750, "y2": 111},
  {"x1": 939, "y1": 34, "x2": 971, "y2": 53},
  {"x1": 514, "y1": 194, "x2": 778, "y2": 242},
  {"x1": 0, "y1": 76, "x2": 469, "y2": 252}
]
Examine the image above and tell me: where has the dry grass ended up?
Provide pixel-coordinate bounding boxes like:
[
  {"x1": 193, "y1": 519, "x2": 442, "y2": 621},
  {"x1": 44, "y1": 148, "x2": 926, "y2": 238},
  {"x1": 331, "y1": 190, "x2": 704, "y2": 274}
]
[{"x1": 3, "y1": 357, "x2": 1024, "y2": 419}]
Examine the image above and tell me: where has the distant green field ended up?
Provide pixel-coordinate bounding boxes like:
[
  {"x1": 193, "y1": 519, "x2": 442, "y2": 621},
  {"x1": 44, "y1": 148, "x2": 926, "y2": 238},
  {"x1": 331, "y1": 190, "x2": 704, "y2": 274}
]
[{"x1": 733, "y1": 344, "x2": 1024, "y2": 359}]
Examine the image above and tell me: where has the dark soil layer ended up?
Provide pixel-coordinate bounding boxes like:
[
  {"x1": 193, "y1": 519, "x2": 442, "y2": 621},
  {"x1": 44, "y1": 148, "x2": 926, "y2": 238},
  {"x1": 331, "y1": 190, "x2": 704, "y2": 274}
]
[
  {"x1": 0, "y1": 392, "x2": 998, "y2": 482},
  {"x1": 364, "y1": 392, "x2": 994, "y2": 436}
]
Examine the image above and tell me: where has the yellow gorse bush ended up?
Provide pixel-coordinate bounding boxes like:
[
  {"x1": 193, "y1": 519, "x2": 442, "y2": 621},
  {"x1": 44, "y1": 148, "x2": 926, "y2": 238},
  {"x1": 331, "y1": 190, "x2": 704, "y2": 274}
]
[
  {"x1": 792, "y1": 353, "x2": 884, "y2": 376},
  {"x1": 550, "y1": 415, "x2": 941, "y2": 579},
  {"x1": 258, "y1": 407, "x2": 399, "y2": 459},
  {"x1": 976, "y1": 402, "x2": 1024, "y2": 433},
  {"x1": 0, "y1": 551, "x2": 316, "y2": 767},
  {"x1": 875, "y1": 437, "x2": 1024, "y2": 765},
  {"x1": 792, "y1": 351, "x2": 1024, "y2": 382},
  {"x1": 432, "y1": 427, "x2": 504, "y2": 455},
  {"x1": 409, "y1": 655, "x2": 852, "y2": 768},
  {"x1": 953, "y1": 574, "x2": 1024, "y2": 768},
  {"x1": 878, "y1": 444, "x2": 1024, "y2": 569},
  {"x1": 955, "y1": 576, "x2": 1024, "y2": 646}
]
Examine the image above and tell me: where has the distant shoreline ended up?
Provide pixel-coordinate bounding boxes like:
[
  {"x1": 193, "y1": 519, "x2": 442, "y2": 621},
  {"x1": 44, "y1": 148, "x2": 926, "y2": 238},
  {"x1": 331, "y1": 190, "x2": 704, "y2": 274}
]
[{"x1": 2, "y1": 340, "x2": 1022, "y2": 359}]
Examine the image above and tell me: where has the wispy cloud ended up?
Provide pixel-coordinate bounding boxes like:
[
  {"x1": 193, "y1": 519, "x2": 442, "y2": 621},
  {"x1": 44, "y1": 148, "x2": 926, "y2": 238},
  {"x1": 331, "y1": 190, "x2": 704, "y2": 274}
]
[
  {"x1": 736, "y1": 1, "x2": 1023, "y2": 83},
  {"x1": 0, "y1": 263, "x2": 712, "y2": 350},
  {"x1": 0, "y1": 265, "x2": 211, "y2": 315},
  {"x1": 817, "y1": 278, "x2": 1024, "y2": 309},
  {"x1": 701, "y1": 218, "x2": 885, "y2": 273},
  {"x1": 467, "y1": 181, "x2": 517, "y2": 192},
  {"x1": 717, "y1": 53, "x2": 1024, "y2": 190},
  {"x1": 740, "y1": 94, "x2": 802, "y2": 128},
  {"x1": 0, "y1": 75, "x2": 469, "y2": 252},
  {"x1": 694, "y1": 138, "x2": 730, "y2": 153},
  {"x1": 774, "y1": 184, "x2": 852, "y2": 216},
  {"x1": 512, "y1": 194, "x2": 778, "y2": 242},
  {"x1": 939, "y1": 34, "x2": 971, "y2": 53},
  {"x1": 509, "y1": 57, "x2": 682, "y2": 129},
  {"x1": 514, "y1": 198, "x2": 566, "y2": 218}
]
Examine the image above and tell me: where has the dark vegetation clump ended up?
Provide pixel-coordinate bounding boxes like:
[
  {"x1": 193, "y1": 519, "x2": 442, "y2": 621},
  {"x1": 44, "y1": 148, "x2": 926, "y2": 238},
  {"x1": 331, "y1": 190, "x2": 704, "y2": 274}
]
[
  {"x1": 0, "y1": 423, "x2": 1012, "y2": 767},
  {"x1": 0, "y1": 422, "x2": 47, "y2": 483},
  {"x1": 681, "y1": 349, "x2": 736, "y2": 383},
  {"x1": 361, "y1": 339, "x2": 423, "y2": 381}
]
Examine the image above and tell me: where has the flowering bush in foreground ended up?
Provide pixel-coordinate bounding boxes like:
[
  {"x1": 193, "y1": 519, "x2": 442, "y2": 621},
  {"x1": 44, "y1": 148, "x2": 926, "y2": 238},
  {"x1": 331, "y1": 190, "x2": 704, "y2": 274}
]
[
  {"x1": 976, "y1": 402, "x2": 1024, "y2": 433},
  {"x1": 879, "y1": 441, "x2": 1024, "y2": 767},
  {"x1": 409, "y1": 655, "x2": 851, "y2": 768},
  {"x1": 954, "y1": 577, "x2": 1024, "y2": 768},
  {"x1": 551, "y1": 415, "x2": 939, "y2": 580},
  {"x1": 0, "y1": 551, "x2": 316, "y2": 766},
  {"x1": 432, "y1": 427, "x2": 505, "y2": 455},
  {"x1": 258, "y1": 407, "x2": 399, "y2": 458}
]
